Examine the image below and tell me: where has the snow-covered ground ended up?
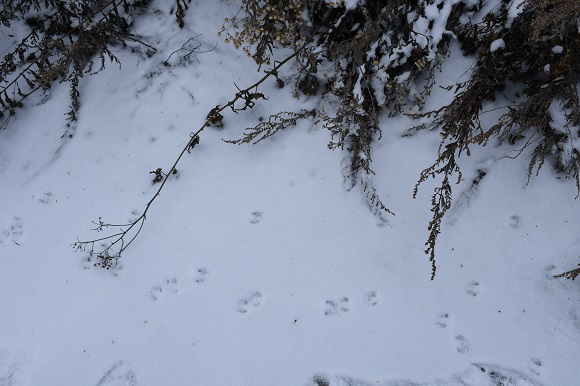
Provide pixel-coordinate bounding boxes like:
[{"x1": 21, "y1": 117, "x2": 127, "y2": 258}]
[{"x1": 1, "y1": 1, "x2": 579, "y2": 385}]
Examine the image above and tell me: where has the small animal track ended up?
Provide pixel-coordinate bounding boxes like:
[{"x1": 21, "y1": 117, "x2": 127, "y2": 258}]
[
  {"x1": 324, "y1": 297, "x2": 349, "y2": 316},
  {"x1": 436, "y1": 313, "x2": 450, "y2": 328},
  {"x1": 149, "y1": 286, "x2": 163, "y2": 301},
  {"x1": 166, "y1": 277, "x2": 178, "y2": 293},
  {"x1": 249, "y1": 211, "x2": 262, "y2": 224},
  {"x1": 364, "y1": 291, "x2": 378, "y2": 306},
  {"x1": 38, "y1": 192, "x2": 52, "y2": 204},
  {"x1": 455, "y1": 335, "x2": 472, "y2": 354},
  {"x1": 466, "y1": 280, "x2": 479, "y2": 297},
  {"x1": 11, "y1": 217, "x2": 23, "y2": 244},
  {"x1": 509, "y1": 215, "x2": 521, "y2": 229},
  {"x1": 527, "y1": 358, "x2": 542, "y2": 376},
  {"x1": 1, "y1": 217, "x2": 24, "y2": 245},
  {"x1": 237, "y1": 291, "x2": 262, "y2": 313},
  {"x1": 127, "y1": 209, "x2": 140, "y2": 223},
  {"x1": 0, "y1": 229, "x2": 9, "y2": 244},
  {"x1": 194, "y1": 267, "x2": 208, "y2": 283},
  {"x1": 148, "y1": 277, "x2": 178, "y2": 301},
  {"x1": 543, "y1": 264, "x2": 556, "y2": 280}
]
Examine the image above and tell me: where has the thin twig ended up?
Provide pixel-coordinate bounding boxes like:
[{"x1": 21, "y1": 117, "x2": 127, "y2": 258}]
[{"x1": 73, "y1": 43, "x2": 309, "y2": 268}]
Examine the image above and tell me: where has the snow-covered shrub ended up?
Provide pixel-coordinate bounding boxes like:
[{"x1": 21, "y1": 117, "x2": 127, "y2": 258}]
[
  {"x1": 223, "y1": 0, "x2": 484, "y2": 221},
  {"x1": 5, "y1": 0, "x2": 575, "y2": 278},
  {"x1": 223, "y1": 0, "x2": 580, "y2": 279},
  {"x1": 417, "y1": 0, "x2": 580, "y2": 278}
]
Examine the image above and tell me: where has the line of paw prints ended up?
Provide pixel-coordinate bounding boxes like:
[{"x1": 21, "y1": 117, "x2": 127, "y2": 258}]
[
  {"x1": 148, "y1": 268, "x2": 208, "y2": 301},
  {"x1": 148, "y1": 278, "x2": 178, "y2": 301},
  {"x1": 323, "y1": 291, "x2": 379, "y2": 317},
  {"x1": 431, "y1": 280, "x2": 481, "y2": 353},
  {"x1": 435, "y1": 313, "x2": 472, "y2": 354},
  {"x1": 147, "y1": 284, "x2": 380, "y2": 316},
  {"x1": 324, "y1": 297, "x2": 349, "y2": 316}
]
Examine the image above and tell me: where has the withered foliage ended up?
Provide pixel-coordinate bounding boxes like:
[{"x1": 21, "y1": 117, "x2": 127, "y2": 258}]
[
  {"x1": 3, "y1": 0, "x2": 575, "y2": 278},
  {"x1": 223, "y1": 0, "x2": 484, "y2": 218},
  {"x1": 415, "y1": 0, "x2": 580, "y2": 278},
  {"x1": 554, "y1": 260, "x2": 580, "y2": 280},
  {"x1": 0, "y1": 0, "x2": 191, "y2": 133},
  {"x1": 219, "y1": 0, "x2": 306, "y2": 69},
  {"x1": 224, "y1": 0, "x2": 580, "y2": 279},
  {"x1": 172, "y1": 0, "x2": 191, "y2": 29}
]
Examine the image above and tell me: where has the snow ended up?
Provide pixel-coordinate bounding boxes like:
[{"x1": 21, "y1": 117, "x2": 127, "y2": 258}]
[
  {"x1": 353, "y1": 65, "x2": 365, "y2": 103},
  {"x1": 549, "y1": 100, "x2": 580, "y2": 166},
  {"x1": 544, "y1": 64, "x2": 551, "y2": 74},
  {"x1": 328, "y1": 0, "x2": 363, "y2": 11},
  {"x1": 508, "y1": 0, "x2": 527, "y2": 26},
  {"x1": 490, "y1": 38, "x2": 505, "y2": 52},
  {"x1": 1, "y1": 1, "x2": 580, "y2": 385}
]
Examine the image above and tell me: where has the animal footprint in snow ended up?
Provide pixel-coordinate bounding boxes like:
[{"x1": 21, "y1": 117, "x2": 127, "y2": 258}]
[
  {"x1": 0, "y1": 228, "x2": 9, "y2": 244},
  {"x1": 0, "y1": 217, "x2": 23, "y2": 245},
  {"x1": 148, "y1": 286, "x2": 163, "y2": 301},
  {"x1": 527, "y1": 358, "x2": 542, "y2": 376},
  {"x1": 324, "y1": 297, "x2": 349, "y2": 316},
  {"x1": 249, "y1": 211, "x2": 262, "y2": 224},
  {"x1": 148, "y1": 277, "x2": 178, "y2": 301},
  {"x1": 38, "y1": 192, "x2": 52, "y2": 204},
  {"x1": 543, "y1": 264, "x2": 556, "y2": 280},
  {"x1": 509, "y1": 215, "x2": 521, "y2": 229},
  {"x1": 237, "y1": 291, "x2": 262, "y2": 313},
  {"x1": 364, "y1": 291, "x2": 378, "y2": 306},
  {"x1": 194, "y1": 267, "x2": 208, "y2": 283},
  {"x1": 5, "y1": 217, "x2": 24, "y2": 245},
  {"x1": 165, "y1": 277, "x2": 178, "y2": 293},
  {"x1": 465, "y1": 280, "x2": 479, "y2": 297},
  {"x1": 455, "y1": 335, "x2": 471, "y2": 354},
  {"x1": 436, "y1": 313, "x2": 450, "y2": 328}
]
